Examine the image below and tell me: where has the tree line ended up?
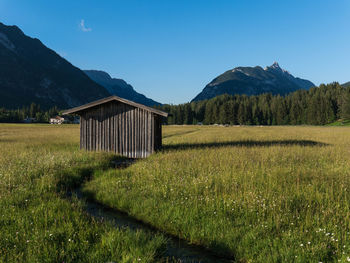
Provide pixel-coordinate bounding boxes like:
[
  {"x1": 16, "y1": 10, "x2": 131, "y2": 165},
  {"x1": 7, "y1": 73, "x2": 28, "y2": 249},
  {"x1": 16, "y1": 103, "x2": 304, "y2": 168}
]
[
  {"x1": 0, "y1": 103, "x2": 59, "y2": 123},
  {"x1": 1, "y1": 82, "x2": 349, "y2": 125},
  {"x1": 157, "y1": 82, "x2": 350, "y2": 125}
]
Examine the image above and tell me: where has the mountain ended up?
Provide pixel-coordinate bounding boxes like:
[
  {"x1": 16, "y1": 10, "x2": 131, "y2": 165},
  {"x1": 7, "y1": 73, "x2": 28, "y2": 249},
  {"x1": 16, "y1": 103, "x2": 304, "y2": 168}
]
[
  {"x1": 0, "y1": 22, "x2": 110, "y2": 109},
  {"x1": 84, "y1": 70, "x2": 161, "y2": 106},
  {"x1": 342, "y1": 82, "x2": 350, "y2": 88},
  {"x1": 192, "y1": 62, "x2": 315, "y2": 102}
]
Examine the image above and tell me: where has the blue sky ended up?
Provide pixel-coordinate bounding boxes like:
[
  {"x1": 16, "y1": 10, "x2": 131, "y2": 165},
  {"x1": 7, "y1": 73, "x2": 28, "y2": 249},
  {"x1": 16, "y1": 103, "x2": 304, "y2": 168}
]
[{"x1": 1, "y1": 0, "x2": 349, "y2": 104}]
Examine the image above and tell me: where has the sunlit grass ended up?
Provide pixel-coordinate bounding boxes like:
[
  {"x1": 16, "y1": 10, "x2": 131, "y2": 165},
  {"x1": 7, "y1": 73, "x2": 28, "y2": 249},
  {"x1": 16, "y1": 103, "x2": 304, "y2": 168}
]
[
  {"x1": 84, "y1": 125, "x2": 350, "y2": 262},
  {"x1": 3, "y1": 123, "x2": 350, "y2": 262},
  {"x1": 0, "y1": 124, "x2": 166, "y2": 263}
]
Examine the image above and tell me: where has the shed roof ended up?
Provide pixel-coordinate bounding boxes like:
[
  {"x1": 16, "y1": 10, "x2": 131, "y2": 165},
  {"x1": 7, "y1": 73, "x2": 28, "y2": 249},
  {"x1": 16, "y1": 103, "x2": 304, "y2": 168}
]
[{"x1": 62, "y1": 96, "x2": 168, "y2": 117}]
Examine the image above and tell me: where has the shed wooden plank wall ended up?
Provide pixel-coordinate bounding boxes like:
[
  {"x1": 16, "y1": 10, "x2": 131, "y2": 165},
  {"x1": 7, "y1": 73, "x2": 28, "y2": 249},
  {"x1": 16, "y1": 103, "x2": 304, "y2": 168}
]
[{"x1": 80, "y1": 101, "x2": 162, "y2": 158}]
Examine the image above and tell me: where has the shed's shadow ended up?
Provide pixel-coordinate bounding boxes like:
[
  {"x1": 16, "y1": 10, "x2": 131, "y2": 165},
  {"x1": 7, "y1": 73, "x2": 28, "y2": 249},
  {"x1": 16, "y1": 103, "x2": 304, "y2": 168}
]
[
  {"x1": 163, "y1": 129, "x2": 200, "y2": 139},
  {"x1": 162, "y1": 139, "x2": 328, "y2": 151}
]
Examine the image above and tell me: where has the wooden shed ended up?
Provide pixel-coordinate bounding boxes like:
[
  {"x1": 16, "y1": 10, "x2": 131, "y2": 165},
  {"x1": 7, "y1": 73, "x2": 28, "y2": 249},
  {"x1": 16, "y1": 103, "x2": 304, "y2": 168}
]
[{"x1": 62, "y1": 96, "x2": 168, "y2": 158}]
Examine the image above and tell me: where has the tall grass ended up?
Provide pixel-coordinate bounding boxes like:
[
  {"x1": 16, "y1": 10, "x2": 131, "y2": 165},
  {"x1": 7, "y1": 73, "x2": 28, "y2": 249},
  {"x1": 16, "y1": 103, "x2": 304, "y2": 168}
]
[
  {"x1": 84, "y1": 125, "x2": 350, "y2": 262},
  {"x1": 0, "y1": 124, "x2": 166, "y2": 263}
]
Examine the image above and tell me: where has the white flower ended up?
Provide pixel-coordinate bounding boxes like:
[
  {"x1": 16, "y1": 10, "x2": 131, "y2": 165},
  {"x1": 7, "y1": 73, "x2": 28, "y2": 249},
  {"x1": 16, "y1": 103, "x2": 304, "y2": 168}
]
[{"x1": 300, "y1": 243, "x2": 304, "y2": 247}]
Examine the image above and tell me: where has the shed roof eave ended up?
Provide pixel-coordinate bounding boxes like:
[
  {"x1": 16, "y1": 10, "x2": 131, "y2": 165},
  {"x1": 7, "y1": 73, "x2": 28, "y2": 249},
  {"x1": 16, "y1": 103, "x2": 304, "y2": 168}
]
[{"x1": 62, "y1": 96, "x2": 168, "y2": 117}]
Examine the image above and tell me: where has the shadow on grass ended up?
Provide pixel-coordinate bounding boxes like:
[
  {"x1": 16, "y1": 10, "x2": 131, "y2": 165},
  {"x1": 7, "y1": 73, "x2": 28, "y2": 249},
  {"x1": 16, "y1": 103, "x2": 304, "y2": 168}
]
[
  {"x1": 56, "y1": 155, "x2": 128, "y2": 193},
  {"x1": 163, "y1": 139, "x2": 328, "y2": 151},
  {"x1": 56, "y1": 156, "x2": 235, "y2": 262},
  {"x1": 163, "y1": 129, "x2": 200, "y2": 139},
  {"x1": 0, "y1": 138, "x2": 15, "y2": 143},
  {"x1": 82, "y1": 188, "x2": 234, "y2": 262}
]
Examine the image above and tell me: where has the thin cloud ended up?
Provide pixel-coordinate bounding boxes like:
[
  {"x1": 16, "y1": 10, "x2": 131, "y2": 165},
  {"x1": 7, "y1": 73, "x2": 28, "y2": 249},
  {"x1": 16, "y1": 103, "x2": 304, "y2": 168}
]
[{"x1": 79, "y1": 19, "x2": 92, "y2": 32}]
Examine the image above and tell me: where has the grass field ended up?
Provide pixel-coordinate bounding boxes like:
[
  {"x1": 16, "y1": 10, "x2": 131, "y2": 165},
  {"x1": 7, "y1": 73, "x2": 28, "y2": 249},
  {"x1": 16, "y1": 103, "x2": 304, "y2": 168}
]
[
  {"x1": 2, "y1": 124, "x2": 350, "y2": 262},
  {"x1": 84, "y1": 125, "x2": 350, "y2": 262},
  {"x1": 0, "y1": 124, "x2": 167, "y2": 263}
]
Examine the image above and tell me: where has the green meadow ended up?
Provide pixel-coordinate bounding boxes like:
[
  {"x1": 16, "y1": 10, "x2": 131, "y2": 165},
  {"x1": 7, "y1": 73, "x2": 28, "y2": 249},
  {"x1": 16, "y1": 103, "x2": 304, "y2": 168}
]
[
  {"x1": 0, "y1": 124, "x2": 166, "y2": 263},
  {"x1": 2, "y1": 124, "x2": 350, "y2": 262}
]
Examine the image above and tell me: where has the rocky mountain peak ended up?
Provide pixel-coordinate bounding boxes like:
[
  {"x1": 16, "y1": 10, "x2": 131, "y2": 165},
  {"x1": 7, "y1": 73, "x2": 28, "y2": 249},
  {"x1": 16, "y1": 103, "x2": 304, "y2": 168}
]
[
  {"x1": 265, "y1": 61, "x2": 282, "y2": 71},
  {"x1": 265, "y1": 62, "x2": 290, "y2": 75},
  {"x1": 270, "y1": 61, "x2": 281, "y2": 69},
  {"x1": 192, "y1": 63, "x2": 315, "y2": 102}
]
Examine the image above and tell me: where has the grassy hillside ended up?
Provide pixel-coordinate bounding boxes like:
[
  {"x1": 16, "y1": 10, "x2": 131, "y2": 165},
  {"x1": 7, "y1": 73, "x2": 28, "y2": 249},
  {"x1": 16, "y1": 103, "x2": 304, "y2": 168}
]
[
  {"x1": 84, "y1": 125, "x2": 350, "y2": 262},
  {"x1": 0, "y1": 124, "x2": 166, "y2": 262}
]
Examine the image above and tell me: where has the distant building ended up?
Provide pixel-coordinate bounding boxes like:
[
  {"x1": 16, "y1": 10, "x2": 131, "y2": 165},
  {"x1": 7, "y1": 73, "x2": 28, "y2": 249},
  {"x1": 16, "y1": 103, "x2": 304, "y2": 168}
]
[
  {"x1": 50, "y1": 116, "x2": 65, "y2": 124},
  {"x1": 62, "y1": 95, "x2": 168, "y2": 158}
]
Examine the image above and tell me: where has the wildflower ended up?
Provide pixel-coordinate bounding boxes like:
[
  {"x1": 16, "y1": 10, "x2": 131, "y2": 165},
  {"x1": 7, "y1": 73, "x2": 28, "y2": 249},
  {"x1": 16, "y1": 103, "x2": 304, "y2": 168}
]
[{"x1": 300, "y1": 244, "x2": 304, "y2": 247}]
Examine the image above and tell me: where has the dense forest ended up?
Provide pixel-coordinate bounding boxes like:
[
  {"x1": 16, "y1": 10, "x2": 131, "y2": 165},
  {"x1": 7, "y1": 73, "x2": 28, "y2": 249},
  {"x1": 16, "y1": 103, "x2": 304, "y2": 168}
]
[
  {"x1": 1, "y1": 82, "x2": 350, "y2": 125},
  {"x1": 158, "y1": 82, "x2": 350, "y2": 125}
]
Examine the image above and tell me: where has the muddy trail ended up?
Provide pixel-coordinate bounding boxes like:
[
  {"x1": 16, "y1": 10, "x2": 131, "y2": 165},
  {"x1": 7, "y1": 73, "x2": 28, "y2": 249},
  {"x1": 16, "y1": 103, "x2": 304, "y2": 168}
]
[{"x1": 68, "y1": 159, "x2": 235, "y2": 263}]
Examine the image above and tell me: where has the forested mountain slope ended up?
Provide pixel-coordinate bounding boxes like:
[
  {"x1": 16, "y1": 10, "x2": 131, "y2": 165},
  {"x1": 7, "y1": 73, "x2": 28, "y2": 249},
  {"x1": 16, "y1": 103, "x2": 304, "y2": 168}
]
[
  {"x1": 0, "y1": 22, "x2": 109, "y2": 109},
  {"x1": 84, "y1": 70, "x2": 161, "y2": 106}
]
